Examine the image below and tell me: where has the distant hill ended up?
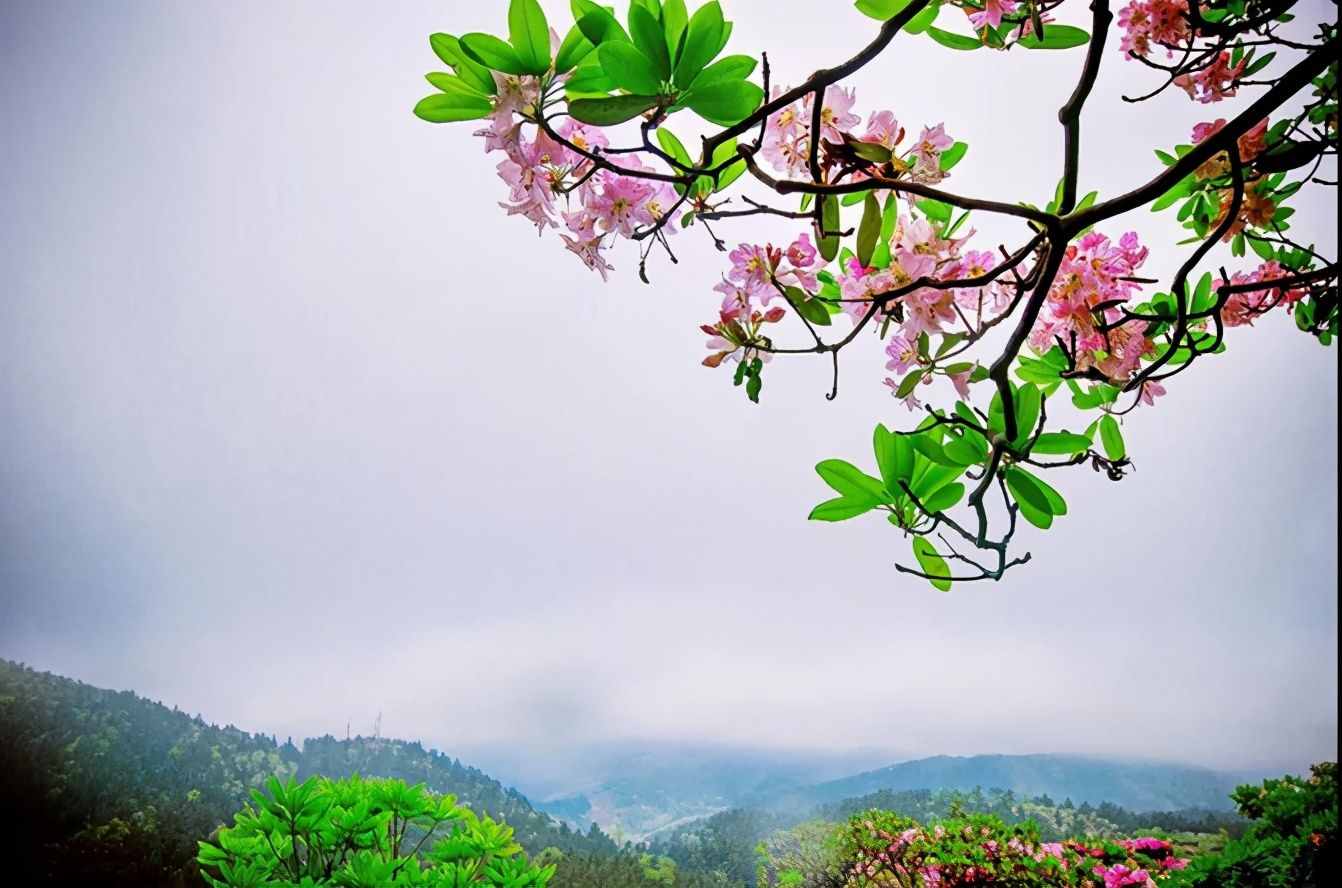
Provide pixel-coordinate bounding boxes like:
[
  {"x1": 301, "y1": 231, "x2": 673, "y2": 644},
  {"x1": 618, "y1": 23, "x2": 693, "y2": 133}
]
[
  {"x1": 535, "y1": 748, "x2": 1246, "y2": 842},
  {"x1": 0, "y1": 659, "x2": 618, "y2": 886},
  {"x1": 763, "y1": 753, "x2": 1243, "y2": 812},
  {"x1": 532, "y1": 743, "x2": 872, "y2": 841}
]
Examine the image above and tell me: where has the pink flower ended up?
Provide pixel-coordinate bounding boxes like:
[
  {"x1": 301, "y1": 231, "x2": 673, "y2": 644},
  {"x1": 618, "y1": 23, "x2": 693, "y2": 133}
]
[
  {"x1": 885, "y1": 333, "x2": 919, "y2": 374},
  {"x1": 1218, "y1": 260, "x2": 1306, "y2": 326},
  {"x1": 1028, "y1": 230, "x2": 1155, "y2": 384},
  {"x1": 587, "y1": 171, "x2": 656, "y2": 238},
  {"x1": 728, "y1": 243, "x2": 778, "y2": 293},
  {"x1": 910, "y1": 124, "x2": 954, "y2": 184},
  {"x1": 949, "y1": 367, "x2": 974, "y2": 400},
  {"x1": 1173, "y1": 51, "x2": 1247, "y2": 104},
  {"x1": 762, "y1": 88, "x2": 811, "y2": 176},
  {"x1": 968, "y1": 0, "x2": 1018, "y2": 30},
  {"x1": 1117, "y1": 0, "x2": 1190, "y2": 60},
  {"x1": 786, "y1": 233, "x2": 817, "y2": 269},
  {"x1": 804, "y1": 85, "x2": 860, "y2": 142},
  {"x1": 495, "y1": 129, "x2": 569, "y2": 232},
  {"x1": 560, "y1": 231, "x2": 614, "y2": 280},
  {"x1": 863, "y1": 110, "x2": 905, "y2": 151},
  {"x1": 491, "y1": 72, "x2": 541, "y2": 118}
]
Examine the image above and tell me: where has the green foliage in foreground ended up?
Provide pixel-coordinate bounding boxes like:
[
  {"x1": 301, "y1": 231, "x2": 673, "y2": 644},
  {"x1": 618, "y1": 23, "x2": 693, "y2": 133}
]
[
  {"x1": 199, "y1": 775, "x2": 553, "y2": 888},
  {"x1": 749, "y1": 766, "x2": 1338, "y2": 887},
  {"x1": 1176, "y1": 762, "x2": 1337, "y2": 888},
  {"x1": 651, "y1": 787, "x2": 1247, "y2": 885}
]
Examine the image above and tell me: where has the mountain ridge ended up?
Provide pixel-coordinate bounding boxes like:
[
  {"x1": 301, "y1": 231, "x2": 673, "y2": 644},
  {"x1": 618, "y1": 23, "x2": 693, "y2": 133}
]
[{"x1": 757, "y1": 751, "x2": 1244, "y2": 812}]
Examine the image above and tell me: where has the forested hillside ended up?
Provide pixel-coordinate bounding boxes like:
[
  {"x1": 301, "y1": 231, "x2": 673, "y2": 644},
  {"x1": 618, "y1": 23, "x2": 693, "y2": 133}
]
[{"x1": 0, "y1": 660, "x2": 620, "y2": 885}]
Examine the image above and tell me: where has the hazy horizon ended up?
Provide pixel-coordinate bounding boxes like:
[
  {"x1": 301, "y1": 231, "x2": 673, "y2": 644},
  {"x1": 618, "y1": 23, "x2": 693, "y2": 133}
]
[{"x1": 2, "y1": 0, "x2": 1337, "y2": 793}]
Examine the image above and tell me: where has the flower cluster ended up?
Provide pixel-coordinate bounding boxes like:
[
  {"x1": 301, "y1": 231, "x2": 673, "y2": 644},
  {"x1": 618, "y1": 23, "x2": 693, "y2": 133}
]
[
  {"x1": 708, "y1": 83, "x2": 996, "y2": 407},
  {"x1": 1217, "y1": 260, "x2": 1308, "y2": 326},
  {"x1": 841, "y1": 812, "x2": 1189, "y2": 888},
  {"x1": 760, "y1": 85, "x2": 955, "y2": 186},
  {"x1": 1173, "y1": 50, "x2": 1248, "y2": 104},
  {"x1": 477, "y1": 71, "x2": 680, "y2": 280},
  {"x1": 1191, "y1": 117, "x2": 1269, "y2": 179},
  {"x1": 698, "y1": 234, "x2": 823, "y2": 364},
  {"x1": 1116, "y1": 0, "x2": 1191, "y2": 60},
  {"x1": 967, "y1": 0, "x2": 1022, "y2": 31},
  {"x1": 1027, "y1": 230, "x2": 1156, "y2": 386}
]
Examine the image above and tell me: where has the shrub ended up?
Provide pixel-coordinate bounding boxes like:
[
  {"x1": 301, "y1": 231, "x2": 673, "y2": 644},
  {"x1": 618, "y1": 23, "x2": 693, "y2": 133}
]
[
  {"x1": 197, "y1": 774, "x2": 554, "y2": 887},
  {"x1": 1173, "y1": 762, "x2": 1337, "y2": 888}
]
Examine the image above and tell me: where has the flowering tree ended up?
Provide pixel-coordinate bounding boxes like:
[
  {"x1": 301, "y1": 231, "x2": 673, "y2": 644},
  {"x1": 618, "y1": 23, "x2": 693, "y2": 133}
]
[{"x1": 414, "y1": 0, "x2": 1338, "y2": 589}]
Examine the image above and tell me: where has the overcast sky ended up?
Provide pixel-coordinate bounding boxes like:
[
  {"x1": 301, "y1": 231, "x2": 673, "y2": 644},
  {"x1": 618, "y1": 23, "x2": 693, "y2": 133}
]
[{"x1": 1, "y1": 1, "x2": 1337, "y2": 794}]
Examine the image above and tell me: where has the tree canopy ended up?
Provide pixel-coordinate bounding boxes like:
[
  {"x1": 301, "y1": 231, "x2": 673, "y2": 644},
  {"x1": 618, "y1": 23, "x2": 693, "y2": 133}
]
[{"x1": 415, "y1": 0, "x2": 1337, "y2": 589}]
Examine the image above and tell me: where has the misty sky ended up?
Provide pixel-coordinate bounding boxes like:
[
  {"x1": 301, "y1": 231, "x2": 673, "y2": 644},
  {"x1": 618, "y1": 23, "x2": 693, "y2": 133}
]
[{"x1": 1, "y1": 1, "x2": 1337, "y2": 794}]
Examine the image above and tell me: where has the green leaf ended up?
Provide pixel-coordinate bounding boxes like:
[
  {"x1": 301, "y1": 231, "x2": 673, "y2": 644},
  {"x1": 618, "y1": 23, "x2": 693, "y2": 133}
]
[
  {"x1": 896, "y1": 369, "x2": 924, "y2": 399},
  {"x1": 569, "y1": 94, "x2": 661, "y2": 125},
  {"x1": 880, "y1": 193, "x2": 900, "y2": 241},
  {"x1": 657, "y1": 128, "x2": 692, "y2": 166},
  {"x1": 819, "y1": 195, "x2": 841, "y2": 262},
  {"x1": 1012, "y1": 383, "x2": 1042, "y2": 447},
  {"x1": 856, "y1": 193, "x2": 881, "y2": 268},
  {"x1": 1004, "y1": 467, "x2": 1053, "y2": 529},
  {"x1": 746, "y1": 369, "x2": 762, "y2": 403},
  {"x1": 1018, "y1": 24, "x2": 1091, "y2": 49},
  {"x1": 715, "y1": 153, "x2": 747, "y2": 191},
  {"x1": 1015, "y1": 466, "x2": 1067, "y2": 516},
  {"x1": 786, "y1": 287, "x2": 832, "y2": 326},
  {"x1": 662, "y1": 0, "x2": 689, "y2": 59},
  {"x1": 689, "y1": 54, "x2": 757, "y2": 89},
  {"x1": 939, "y1": 141, "x2": 968, "y2": 171},
  {"x1": 414, "y1": 91, "x2": 493, "y2": 123},
  {"x1": 629, "y1": 5, "x2": 672, "y2": 79},
  {"x1": 1191, "y1": 271, "x2": 1215, "y2": 314},
  {"x1": 673, "y1": 1, "x2": 725, "y2": 88},
  {"x1": 1248, "y1": 236, "x2": 1276, "y2": 261},
  {"x1": 926, "y1": 26, "x2": 981, "y2": 51},
  {"x1": 573, "y1": 2, "x2": 631, "y2": 45},
  {"x1": 1098, "y1": 415, "x2": 1126, "y2": 461},
  {"x1": 874, "y1": 425, "x2": 915, "y2": 494},
  {"x1": 426, "y1": 72, "x2": 486, "y2": 99},
  {"x1": 565, "y1": 64, "x2": 617, "y2": 97},
  {"x1": 1031, "y1": 431, "x2": 1091, "y2": 455},
  {"x1": 598, "y1": 41, "x2": 663, "y2": 94},
  {"x1": 430, "y1": 34, "x2": 497, "y2": 95},
  {"x1": 684, "y1": 79, "x2": 762, "y2": 125},
  {"x1": 508, "y1": 0, "x2": 552, "y2": 74},
  {"x1": 912, "y1": 461, "x2": 963, "y2": 498},
  {"x1": 906, "y1": 2, "x2": 942, "y2": 34},
  {"x1": 855, "y1": 0, "x2": 912, "y2": 19},
  {"x1": 810, "y1": 496, "x2": 877, "y2": 521},
  {"x1": 916, "y1": 197, "x2": 951, "y2": 225},
  {"x1": 941, "y1": 429, "x2": 984, "y2": 466},
  {"x1": 460, "y1": 33, "x2": 529, "y2": 75},
  {"x1": 816, "y1": 459, "x2": 888, "y2": 503},
  {"x1": 921, "y1": 481, "x2": 965, "y2": 513},
  {"x1": 555, "y1": 25, "x2": 597, "y2": 74},
  {"x1": 912, "y1": 537, "x2": 952, "y2": 592},
  {"x1": 873, "y1": 424, "x2": 903, "y2": 494}
]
